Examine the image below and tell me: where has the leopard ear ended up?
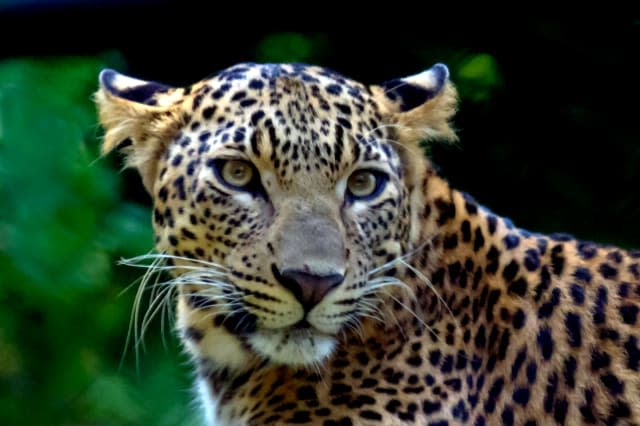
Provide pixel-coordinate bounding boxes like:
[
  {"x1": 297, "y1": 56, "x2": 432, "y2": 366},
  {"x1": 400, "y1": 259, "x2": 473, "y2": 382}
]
[
  {"x1": 370, "y1": 63, "x2": 458, "y2": 143},
  {"x1": 95, "y1": 69, "x2": 185, "y2": 192},
  {"x1": 371, "y1": 64, "x2": 458, "y2": 246}
]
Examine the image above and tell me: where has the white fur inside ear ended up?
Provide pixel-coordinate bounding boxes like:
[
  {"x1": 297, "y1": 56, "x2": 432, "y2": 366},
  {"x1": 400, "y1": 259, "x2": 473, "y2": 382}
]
[
  {"x1": 404, "y1": 63, "x2": 449, "y2": 91},
  {"x1": 99, "y1": 69, "x2": 149, "y2": 92}
]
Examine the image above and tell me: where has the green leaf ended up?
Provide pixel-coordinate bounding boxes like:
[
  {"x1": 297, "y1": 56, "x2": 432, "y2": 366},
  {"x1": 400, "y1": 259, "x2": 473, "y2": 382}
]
[
  {"x1": 256, "y1": 33, "x2": 327, "y2": 63},
  {"x1": 455, "y1": 53, "x2": 502, "y2": 102}
]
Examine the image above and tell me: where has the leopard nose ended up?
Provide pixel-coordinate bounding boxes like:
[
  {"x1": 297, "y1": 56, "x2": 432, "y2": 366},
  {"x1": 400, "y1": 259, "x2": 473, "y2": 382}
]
[{"x1": 274, "y1": 266, "x2": 344, "y2": 310}]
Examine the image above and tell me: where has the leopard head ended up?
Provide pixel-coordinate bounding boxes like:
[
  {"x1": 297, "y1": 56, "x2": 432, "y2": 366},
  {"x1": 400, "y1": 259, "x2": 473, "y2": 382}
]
[{"x1": 96, "y1": 63, "x2": 457, "y2": 368}]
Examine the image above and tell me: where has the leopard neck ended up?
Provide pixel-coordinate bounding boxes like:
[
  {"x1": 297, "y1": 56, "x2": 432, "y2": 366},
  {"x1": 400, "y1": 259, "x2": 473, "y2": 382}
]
[{"x1": 389, "y1": 169, "x2": 551, "y2": 333}]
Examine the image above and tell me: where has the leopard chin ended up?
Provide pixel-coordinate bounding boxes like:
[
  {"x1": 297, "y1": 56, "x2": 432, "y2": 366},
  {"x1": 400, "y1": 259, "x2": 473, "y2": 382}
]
[{"x1": 247, "y1": 328, "x2": 336, "y2": 366}]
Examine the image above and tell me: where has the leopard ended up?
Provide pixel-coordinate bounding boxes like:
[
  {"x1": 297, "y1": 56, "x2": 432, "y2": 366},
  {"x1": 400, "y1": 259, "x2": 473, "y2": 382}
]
[{"x1": 96, "y1": 62, "x2": 640, "y2": 425}]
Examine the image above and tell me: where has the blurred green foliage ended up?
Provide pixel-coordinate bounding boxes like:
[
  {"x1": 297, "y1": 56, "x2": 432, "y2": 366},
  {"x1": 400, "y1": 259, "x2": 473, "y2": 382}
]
[
  {"x1": 455, "y1": 53, "x2": 502, "y2": 103},
  {"x1": 0, "y1": 57, "x2": 198, "y2": 425},
  {"x1": 256, "y1": 33, "x2": 329, "y2": 64}
]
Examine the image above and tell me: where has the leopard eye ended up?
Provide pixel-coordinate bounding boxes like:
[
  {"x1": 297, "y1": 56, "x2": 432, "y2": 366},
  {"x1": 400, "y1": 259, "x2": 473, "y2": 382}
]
[
  {"x1": 346, "y1": 170, "x2": 388, "y2": 201},
  {"x1": 220, "y1": 159, "x2": 254, "y2": 188}
]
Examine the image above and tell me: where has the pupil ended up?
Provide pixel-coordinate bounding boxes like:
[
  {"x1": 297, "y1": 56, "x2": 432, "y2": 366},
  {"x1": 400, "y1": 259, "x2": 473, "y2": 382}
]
[{"x1": 351, "y1": 173, "x2": 373, "y2": 194}]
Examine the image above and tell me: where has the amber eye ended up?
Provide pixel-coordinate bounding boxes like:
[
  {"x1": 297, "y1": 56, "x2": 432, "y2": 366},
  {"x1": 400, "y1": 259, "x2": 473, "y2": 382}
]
[
  {"x1": 220, "y1": 159, "x2": 254, "y2": 188},
  {"x1": 346, "y1": 170, "x2": 387, "y2": 200}
]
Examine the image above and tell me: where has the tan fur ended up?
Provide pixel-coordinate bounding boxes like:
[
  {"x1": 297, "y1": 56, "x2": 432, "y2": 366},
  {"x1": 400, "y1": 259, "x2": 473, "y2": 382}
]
[
  {"x1": 95, "y1": 89, "x2": 185, "y2": 191},
  {"x1": 370, "y1": 81, "x2": 458, "y2": 143},
  {"x1": 372, "y1": 81, "x2": 458, "y2": 248},
  {"x1": 394, "y1": 83, "x2": 458, "y2": 143}
]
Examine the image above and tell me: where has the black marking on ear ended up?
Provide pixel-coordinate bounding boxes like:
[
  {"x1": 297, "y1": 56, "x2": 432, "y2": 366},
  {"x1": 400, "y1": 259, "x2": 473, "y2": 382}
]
[
  {"x1": 380, "y1": 79, "x2": 432, "y2": 112},
  {"x1": 100, "y1": 69, "x2": 171, "y2": 105},
  {"x1": 380, "y1": 63, "x2": 448, "y2": 112},
  {"x1": 119, "y1": 82, "x2": 171, "y2": 105}
]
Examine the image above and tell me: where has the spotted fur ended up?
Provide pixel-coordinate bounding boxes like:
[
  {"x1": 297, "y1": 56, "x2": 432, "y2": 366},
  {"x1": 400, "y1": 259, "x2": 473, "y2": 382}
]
[{"x1": 97, "y1": 62, "x2": 640, "y2": 425}]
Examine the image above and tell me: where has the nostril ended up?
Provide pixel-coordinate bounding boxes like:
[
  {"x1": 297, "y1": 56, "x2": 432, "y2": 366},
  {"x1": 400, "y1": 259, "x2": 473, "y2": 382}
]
[{"x1": 271, "y1": 264, "x2": 344, "y2": 310}]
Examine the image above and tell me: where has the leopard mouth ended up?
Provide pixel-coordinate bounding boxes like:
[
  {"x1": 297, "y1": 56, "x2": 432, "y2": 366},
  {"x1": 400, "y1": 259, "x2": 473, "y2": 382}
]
[
  {"x1": 196, "y1": 278, "x2": 339, "y2": 365},
  {"x1": 288, "y1": 319, "x2": 335, "y2": 339},
  {"x1": 247, "y1": 325, "x2": 337, "y2": 366}
]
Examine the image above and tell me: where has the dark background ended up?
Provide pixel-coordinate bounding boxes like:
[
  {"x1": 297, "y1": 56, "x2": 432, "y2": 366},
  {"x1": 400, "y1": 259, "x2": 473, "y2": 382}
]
[{"x1": 0, "y1": 4, "x2": 638, "y2": 424}]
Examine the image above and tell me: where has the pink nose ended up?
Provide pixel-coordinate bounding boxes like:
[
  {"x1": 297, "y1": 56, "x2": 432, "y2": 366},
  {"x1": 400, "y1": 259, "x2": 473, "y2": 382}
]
[{"x1": 273, "y1": 266, "x2": 344, "y2": 311}]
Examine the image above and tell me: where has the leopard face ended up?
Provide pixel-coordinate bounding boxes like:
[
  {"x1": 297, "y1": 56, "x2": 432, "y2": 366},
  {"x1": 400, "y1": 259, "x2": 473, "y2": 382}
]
[{"x1": 96, "y1": 63, "x2": 455, "y2": 368}]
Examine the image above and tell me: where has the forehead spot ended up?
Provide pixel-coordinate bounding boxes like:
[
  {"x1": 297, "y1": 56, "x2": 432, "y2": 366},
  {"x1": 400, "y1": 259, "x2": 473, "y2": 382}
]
[{"x1": 249, "y1": 79, "x2": 265, "y2": 90}]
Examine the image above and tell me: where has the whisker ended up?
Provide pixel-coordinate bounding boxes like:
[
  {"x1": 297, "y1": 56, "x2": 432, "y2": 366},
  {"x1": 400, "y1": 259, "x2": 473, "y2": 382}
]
[
  {"x1": 396, "y1": 259, "x2": 459, "y2": 330},
  {"x1": 117, "y1": 251, "x2": 238, "y2": 372},
  {"x1": 357, "y1": 298, "x2": 382, "y2": 312},
  {"x1": 368, "y1": 238, "x2": 432, "y2": 276},
  {"x1": 365, "y1": 277, "x2": 416, "y2": 301},
  {"x1": 343, "y1": 316, "x2": 365, "y2": 343},
  {"x1": 200, "y1": 309, "x2": 234, "y2": 323},
  {"x1": 160, "y1": 284, "x2": 176, "y2": 351},
  {"x1": 138, "y1": 284, "x2": 174, "y2": 348},
  {"x1": 356, "y1": 310, "x2": 386, "y2": 324},
  {"x1": 120, "y1": 253, "x2": 229, "y2": 271},
  {"x1": 123, "y1": 254, "x2": 165, "y2": 374},
  {"x1": 122, "y1": 263, "x2": 228, "y2": 276},
  {"x1": 363, "y1": 236, "x2": 458, "y2": 332},
  {"x1": 363, "y1": 122, "x2": 411, "y2": 139},
  {"x1": 117, "y1": 275, "x2": 145, "y2": 299},
  {"x1": 166, "y1": 276, "x2": 236, "y2": 288}
]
